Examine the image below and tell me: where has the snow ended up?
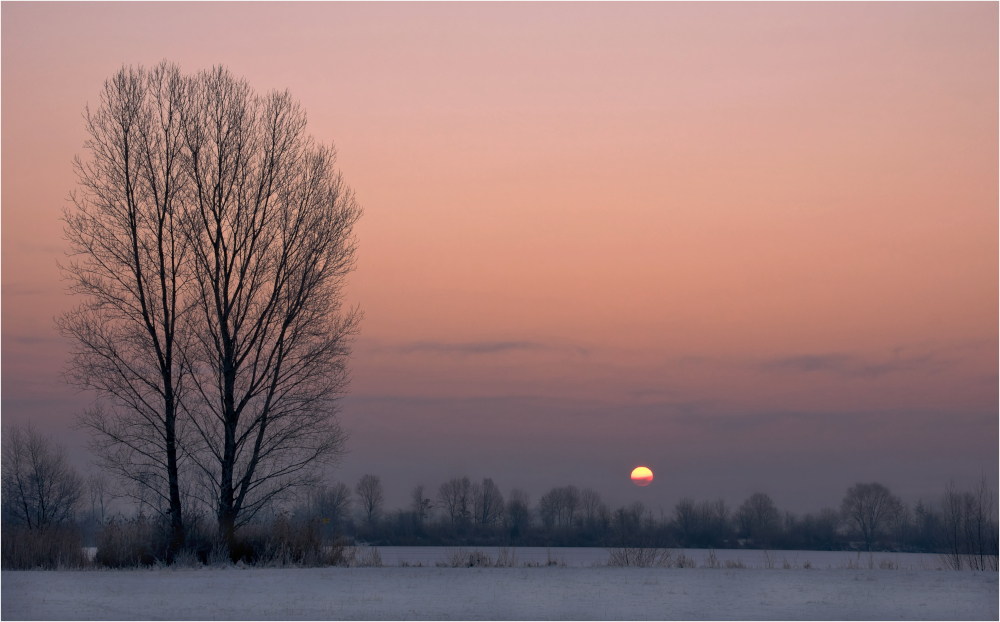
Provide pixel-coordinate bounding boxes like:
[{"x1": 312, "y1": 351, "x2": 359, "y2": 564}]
[
  {"x1": 376, "y1": 546, "x2": 945, "y2": 570},
  {"x1": 3, "y1": 564, "x2": 997, "y2": 620}
]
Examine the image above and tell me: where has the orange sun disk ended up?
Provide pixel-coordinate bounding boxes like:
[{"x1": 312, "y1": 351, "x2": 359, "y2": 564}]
[{"x1": 631, "y1": 466, "x2": 653, "y2": 486}]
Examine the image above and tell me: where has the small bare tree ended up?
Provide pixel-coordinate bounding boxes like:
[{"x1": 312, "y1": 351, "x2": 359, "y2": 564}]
[
  {"x1": 673, "y1": 497, "x2": 697, "y2": 542},
  {"x1": 437, "y1": 477, "x2": 472, "y2": 525},
  {"x1": 300, "y1": 481, "x2": 352, "y2": 540},
  {"x1": 581, "y1": 487, "x2": 602, "y2": 527},
  {"x1": 1, "y1": 425, "x2": 84, "y2": 529},
  {"x1": 410, "y1": 484, "x2": 432, "y2": 526},
  {"x1": 736, "y1": 492, "x2": 781, "y2": 546},
  {"x1": 60, "y1": 62, "x2": 190, "y2": 555},
  {"x1": 538, "y1": 485, "x2": 581, "y2": 528},
  {"x1": 504, "y1": 488, "x2": 531, "y2": 536},
  {"x1": 941, "y1": 477, "x2": 998, "y2": 571},
  {"x1": 841, "y1": 482, "x2": 901, "y2": 551},
  {"x1": 355, "y1": 474, "x2": 384, "y2": 526},
  {"x1": 472, "y1": 478, "x2": 505, "y2": 526},
  {"x1": 86, "y1": 474, "x2": 111, "y2": 524},
  {"x1": 563, "y1": 485, "x2": 581, "y2": 526}
]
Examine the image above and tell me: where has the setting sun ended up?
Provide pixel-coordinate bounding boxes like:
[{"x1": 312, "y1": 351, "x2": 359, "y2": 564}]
[{"x1": 630, "y1": 466, "x2": 654, "y2": 486}]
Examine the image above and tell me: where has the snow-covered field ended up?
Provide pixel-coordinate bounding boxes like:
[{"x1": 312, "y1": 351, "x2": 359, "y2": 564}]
[
  {"x1": 376, "y1": 546, "x2": 945, "y2": 570},
  {"x1": 3, "y1": 565, "x2": 997, "y2": 620}
]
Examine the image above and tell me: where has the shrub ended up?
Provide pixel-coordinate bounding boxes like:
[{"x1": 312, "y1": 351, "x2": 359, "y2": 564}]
[
  {"x1": 441, "y1": 547, "x2": 493, "y2": 567},
  {"x1": 230, "y1": 517, "x2": 349, "y2": 567},
  {"x1": 674, "y1": 553, "x2": 696, "y2": 568},
  {"x1": 704, "y1": 549, "x2": 721, "y2": 569},
  {"x1": 606, "y1": 547, "x2": 674, "y2": 567}
]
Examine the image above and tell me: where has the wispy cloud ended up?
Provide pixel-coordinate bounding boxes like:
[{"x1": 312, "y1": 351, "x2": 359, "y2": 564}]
[
  {"x1": 761, "y1": 352, "x2": 940, "y2": 379},
  {"x1": 364, "y1": 339, "x2": 590, "y2": 357},
  {"x1": 4, "y1": 334, "x2": 65, "y2": 346},
  {"x1": 398, "y1": 341, "x2": 545, "y2": 355}
]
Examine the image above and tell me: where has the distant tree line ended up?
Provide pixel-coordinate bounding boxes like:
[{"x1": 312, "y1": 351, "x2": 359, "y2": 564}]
[
  {"x1": 2, "y1": 424, "x2": 996, "y2": 569},
  {"x1": 292, "y1": 473, "x2": 998, "y2": 563}
]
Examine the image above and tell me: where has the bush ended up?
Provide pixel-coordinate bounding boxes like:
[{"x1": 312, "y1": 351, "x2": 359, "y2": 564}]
[
  {"x1": 440, "y1": 547, "x2": 492, "y2": 567},
  {"x1": 228, "y1": 516, "x2": 350, "y2": 567},
  {"x1": 606, "y1": 546, "x2": 673, "y2": 567},
  {"x1": 1, "y1": 525, "x2": 87, "y2": 569}
]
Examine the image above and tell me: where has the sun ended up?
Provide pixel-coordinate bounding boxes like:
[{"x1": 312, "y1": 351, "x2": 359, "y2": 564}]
[{"x1": 630, "y1": 466, "x2": 653, "y2": 486}]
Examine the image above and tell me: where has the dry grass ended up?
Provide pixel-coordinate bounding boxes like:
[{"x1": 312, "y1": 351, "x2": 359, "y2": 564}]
[
  {"x1": 340, "y1": 545, "x2": 383, "y2": 567},
  {"x1": 1, "y1": 526, "x2": 88, "y2": 570},
  {"x1": 495, "y1": 546, "x2": 519, "y2": 568},
  {"x1": 226, "y1": 517, "x2": 356, "y2": 567},
  {"x1": 438, "y1": 548, "x2": 495, "y2": 568},
  {"x1": 93, "y1": 516, "x2": 165, "y2": 567},
  {"x1": 704, "y1": 549, "x2": 721, "y2": 568},
  {"x1": 606, "y1": 547, "x2": 680, "y2": 567}
]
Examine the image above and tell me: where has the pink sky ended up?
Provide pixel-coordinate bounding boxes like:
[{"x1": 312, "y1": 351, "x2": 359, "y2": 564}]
[{"x1": 2, "y1": 3, "x2": 996, "y2": 511}]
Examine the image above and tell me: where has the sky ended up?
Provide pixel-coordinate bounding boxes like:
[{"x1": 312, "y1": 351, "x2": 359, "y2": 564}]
[{"x1": 2, "y1": 3, "x2": 997, "y2": 515}]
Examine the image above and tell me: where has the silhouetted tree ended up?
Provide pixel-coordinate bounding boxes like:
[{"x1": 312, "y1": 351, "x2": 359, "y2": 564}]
[
  {"x1": 673, "y1": 497, "x2": 697, "y2": 543},
  {"x1": 63, "y1": 62, "x2": 361, "y2": 550},
  {"x1": 736, "y1": 492, "x2": 781, "y2": 546},
  {"x1": 912, "y1": 499, "x2": 940, "y2": 552},
  {"x1": 538, "y1": 485, "x2": 581, "y2": 528},
  {"x1": 581, "y1": 487, "x2": 602, "y2": 528},
  {"x1": 504, "y1": 488, "x2": 530, "y2": 537},
  {"x1": 437, "y1": 477, "x2": 472, "y2": 526},
  {"x1": 609, "y1": 502, "x2": 656, "y2": 548},
  {"x1": 309, "y1": 482, "x2": 352, "y2": 534},
  {"x1": 410, "y1": 484, "x2": 432, "y2": 526},
  {"x1": 695, "y1": 498, "x2": 731, "y2": 547},
  {"x1": 787, "y1": 508, "x2": 841, "y2": 550},
  {"x1": 1, "y1": 425, "x2": 84, "y2": 529},
  {"x1": 61, "y1": 62, "x2": 190, "y2": 555},
  {"x1": 941, "y1": 478, "x2": 998, "y2": 570},
  {"x1": 180, "y1": 66, "x2": 359, "y2": 545},
  {"x1": 472, "y1": 478, "x2": 504, "y2": 526},
  {"x1": 86, "y1": 474, "x2": 111, "y2": 525},
  {"x1": 355, "y1": 475, "x2": 384, "y2": 526},
  {"x1": 889, "y1": 500, "x2": 913, "y2": 550},
  {"x1": 841, "y1": 482, "x2": 901, "y2": 551}
]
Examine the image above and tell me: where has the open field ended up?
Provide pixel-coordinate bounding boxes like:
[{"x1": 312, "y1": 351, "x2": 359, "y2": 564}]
[
  {"x1": 375, "y1": 546, "x2": 947, "y2": 570},
  {"x1": 3, "y1": 566, "x2": 997, "y2": 621}
]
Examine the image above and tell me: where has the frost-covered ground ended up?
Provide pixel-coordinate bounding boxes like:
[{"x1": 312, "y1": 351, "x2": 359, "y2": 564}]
[{"x1": 3, "y1": 566, "x2": 997, "y2": 620}]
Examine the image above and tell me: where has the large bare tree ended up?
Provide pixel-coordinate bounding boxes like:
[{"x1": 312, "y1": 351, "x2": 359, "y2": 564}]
[
  {"x1": 60, "y1": 62, "x2": 190, "y2": 554},
  {"x1": 179, "y1": 67, "x2": 360, "y2": 544},
  {"x1": 63, "y1": 63, "x2": 360, "y2": 549}
]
